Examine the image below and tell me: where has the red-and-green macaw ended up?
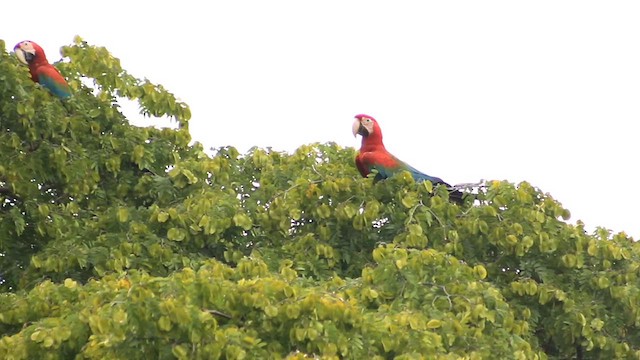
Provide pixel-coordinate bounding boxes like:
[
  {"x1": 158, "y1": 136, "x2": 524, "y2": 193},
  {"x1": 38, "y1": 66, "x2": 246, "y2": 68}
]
[
  {"x1": 352, "y1": 114, "x2": 463, "y2": 203},
  {"x1": 13, "y1": 40, "x2": 71, "y2": 99}
]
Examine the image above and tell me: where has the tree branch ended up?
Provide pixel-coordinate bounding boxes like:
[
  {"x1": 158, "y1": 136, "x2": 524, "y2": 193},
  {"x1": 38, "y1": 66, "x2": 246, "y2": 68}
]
[{"x1": 203, "y1": 308, "x2": 232, "y2": 319}]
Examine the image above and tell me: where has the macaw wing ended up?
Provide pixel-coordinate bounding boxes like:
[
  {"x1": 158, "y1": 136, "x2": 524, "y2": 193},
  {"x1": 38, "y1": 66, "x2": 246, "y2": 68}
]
[
  {"x1": 402, "y1": 162, "x2": 449, "y2": 186},
  {"x1": 37, "y1": 68, "x2": 71, "y2": 99},
  {"x1": 369, "y1": 163, "x2": 397, "y2": 182},
  {"x1": 404, "y1": 161, "x2": 466, "y2": 203},
  {"x1": 354, "y1": 155, "x2": 370, "y2": 178},
  {"x1": 355, "y1": 157, "x2": 392, "y2": 182},
  {"x1": 357, "y1": 151, "x2": 400, "y2": 182}
]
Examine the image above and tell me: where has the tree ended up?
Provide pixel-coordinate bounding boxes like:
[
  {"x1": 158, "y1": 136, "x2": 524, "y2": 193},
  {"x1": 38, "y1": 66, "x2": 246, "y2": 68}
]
[{"x1": 1, "y1": 37, "x2": 639, "y2": 359}]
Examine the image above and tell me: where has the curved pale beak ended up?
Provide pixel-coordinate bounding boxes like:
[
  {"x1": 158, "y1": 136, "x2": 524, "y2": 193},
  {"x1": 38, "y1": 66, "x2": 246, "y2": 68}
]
[
  {"x1": 14, "y1": 48, "x2": 35, "y2": 65},
  {"x1": 352, "y1": 118, "x2": 362, "y2": 137}
]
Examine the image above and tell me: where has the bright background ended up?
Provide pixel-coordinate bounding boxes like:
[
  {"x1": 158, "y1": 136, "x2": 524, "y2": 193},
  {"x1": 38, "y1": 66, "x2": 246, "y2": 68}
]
[{"x1": 4, "y1": 1, "x2": 639, "y2": 238}]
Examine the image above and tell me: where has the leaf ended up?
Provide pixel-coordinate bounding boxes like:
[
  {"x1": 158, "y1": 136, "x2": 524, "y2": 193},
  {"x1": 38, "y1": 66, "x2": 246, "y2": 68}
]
[
  {"x1": 407, "y1": 223, "x2": 423, "y2": 236},
  {"x1": 597, "y1": 277, "x2": 610, "y2": 289},
  {"x1": 113, "y1": 309, "x2": 127, "y2": 324},
  {"x1": 401, "y1": 192, "x2": 418, "y2": 208},
  {"x1": 473, "y1": 265, "x2": 487, "y2": 280},
  {"x1": 317, "y1": 204, "x2": 332, "y2": 218},
  {"x1": 117, "y1": 208, "x2": 129, "y2": 222},
  {"x1": 372, "y1": 247, "x2": 385, "y2": 263},
  {"x1": 88, "y1": 108, "x2": 101, "y2": 118},
  {"x1": 182, "y1": 169, "x2": 198, "y2": 184},
  {"x1": 363, "y1": 200, "x2": 380, "y2": 220},
  {"x1": 167, "y1": 228, "x2": 186, "y2": 241},
  {"x1": 286, "y1": 305, "x2": 301, "y2": 319},
  {"x1": 381, "y1": 337, "x2": 394, "y2": 352},
  {"x1": 294, "y1": 328, "x2": 306, "y2": 341},
  {"x1": 264, "y1": 305, "x2": 278, "y2": 318},
  {"x1": 562, "y1": 254, "x2": 577, "y2": 268},
  {"x1": 352, "y1": 214, "x2": 367, "y2": 231},
  {"x1": 64, "y1": 279, "x2": 77, "y2": 289},
  {"x1": 133, "y1": 145, "x2": 145, "y2": 162},
  {"x1": 37, "y1": 204, "x2": 50, "y2": 217},
  {"x1": 43, "y1": 337, "x2": 54, "y2": 348},
  {"x1": 157, "y1": 212, "x2": 169, "y2": 223},
  {"x1": 342, "y1": 204, "x2": 357, "y2": 219},
  {"x1": 1, "y1": 48, "x2": 637, "y2": 359},
  {"x1": 395, "y1": 258, "x2": 407, "y2": 269},
  {"x1": 172, "y1": 345, "x2": 189, "y2": 360},
  {"x1": 158, "y1": 316, "x2": 172, "y2": 331},
  {"x1": 479, "y1": 221, "x2": 489, "y2": 234},
  {"x1": 426, "y1": 319, "x2": 442, "y2": 329},
  {"x1": 233, "y1": 213, "x2": 253, "y2": 230},
  {"x1": 30, "y1": 331, "x2": 43, "y2": 342},
  {"x1": 423, "y1": 180, "x2": 434, "y2": 193}
]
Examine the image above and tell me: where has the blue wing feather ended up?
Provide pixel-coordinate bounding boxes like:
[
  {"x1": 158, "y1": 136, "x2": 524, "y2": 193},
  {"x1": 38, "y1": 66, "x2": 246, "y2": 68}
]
[
  {"x1": 369, "y1": 160, "x2": 448, "y2": 185},
  {"x1": 403, "y1": 162, "x2": 448, "y2": 185},
  {"x1": 38, "y1": 74, "x2": 71, "y2": 99}
]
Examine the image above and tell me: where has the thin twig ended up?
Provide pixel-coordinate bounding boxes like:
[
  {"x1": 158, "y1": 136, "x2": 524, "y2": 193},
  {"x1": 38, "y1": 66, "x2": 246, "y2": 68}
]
[{"x1": 204, "y1": 308, "x2": 232, "y2": 319}]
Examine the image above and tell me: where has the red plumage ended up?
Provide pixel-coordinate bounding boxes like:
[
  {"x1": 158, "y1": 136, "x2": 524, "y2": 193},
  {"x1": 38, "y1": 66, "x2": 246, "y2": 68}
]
[
  {"x1": 13, "y1": 40, "x2": 71, "y2": 98},
  {"x1": 352, "y1": 114, "x2": 464, "y2": 203},
  {"x1": 352, "y1": 114, "x2": 399, "y2": 178}
]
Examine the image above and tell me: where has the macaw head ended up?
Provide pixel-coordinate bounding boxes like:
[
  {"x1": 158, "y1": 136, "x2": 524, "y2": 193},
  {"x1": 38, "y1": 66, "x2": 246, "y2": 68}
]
[
  {"x1": 14, "y1": 40, "x2": 46, "y2": 65},
  {"x1": 352, "y1": 114, "x2": 379, "y2": 138}
]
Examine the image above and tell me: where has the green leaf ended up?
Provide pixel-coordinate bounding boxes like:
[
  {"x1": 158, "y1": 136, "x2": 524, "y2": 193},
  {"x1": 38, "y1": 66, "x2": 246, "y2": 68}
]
[
  {"x1": 317, "y1": 204, "x2": 332, "y2": 218},
  {"x1": 1, "y1": 40, "x2": 636, "y2": 360},
  {"x1": 88, "y1": 108, "x2": 101, "y2": 118},
  {"x1": 426, "y1": 319, "x2": 442, "y2": 329},
  {"x1": 423, "y1": 180, "x2": 434, "y2": 193},
  {"x1": 264, "y1": 305, "x2": 278, "y2": 318},
  {"x1": 167, "y1": 228, "x2": 186, "y2": 241},
  {"x1": 233, "y1": 213, "x2": 253, "y2": 230},
  {"x1": 117, "y1": 208, "x2": 129, "y2": 222},
  {"x1": 158, "y1": 316, "x2": 172, "y2": 331},
  {"x1": 43, "y1": 337, "x2": 54, "y2": 348},
  {"x1": 473, "y1": 265, "x2": 487, "y2": 279},
  {"x1": 401, "y1": 192, "x2": 418, "y2": 208},
  {"x1": 64, "y1": 279, "x2": 77, "y2": 289},
  {"x1": 157, "y1": 211, "x2": 169, "y2": 223},
  {"x1": 172, "y1": 345, "x2": 189, "y2": 360}
]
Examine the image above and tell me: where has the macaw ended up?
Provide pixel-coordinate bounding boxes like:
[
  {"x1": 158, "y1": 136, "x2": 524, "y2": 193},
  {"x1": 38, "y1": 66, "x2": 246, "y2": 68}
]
[
  {"x1": 13, "y1": 40, "x2": 71, "y2": 99},
  {"x1": 352, "y1": 114, "x2": 464, "y2": 203}
]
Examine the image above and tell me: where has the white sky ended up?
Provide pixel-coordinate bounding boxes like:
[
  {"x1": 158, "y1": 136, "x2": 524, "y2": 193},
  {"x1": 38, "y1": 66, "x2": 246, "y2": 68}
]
[{"x1": 4, "y1": 1, "x2": 639, "y2": 239}]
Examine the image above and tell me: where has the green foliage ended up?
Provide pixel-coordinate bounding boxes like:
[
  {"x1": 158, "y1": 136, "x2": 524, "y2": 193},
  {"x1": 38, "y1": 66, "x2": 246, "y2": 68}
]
[{"x1": 1, "y1": 37, "x2": 640, "y2": 359}]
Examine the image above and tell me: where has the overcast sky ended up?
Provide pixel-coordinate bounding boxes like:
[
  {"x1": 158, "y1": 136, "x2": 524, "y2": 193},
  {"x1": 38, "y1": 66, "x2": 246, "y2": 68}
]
[{"x1": 4, "y1": 1, "x2": 639, "y2": 239}]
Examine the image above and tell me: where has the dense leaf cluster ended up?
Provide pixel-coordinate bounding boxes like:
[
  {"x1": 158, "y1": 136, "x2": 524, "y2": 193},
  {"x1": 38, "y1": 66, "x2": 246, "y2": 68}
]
[{"x1": 1, "y1": 38, "x2": 639, "y2": 359}]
